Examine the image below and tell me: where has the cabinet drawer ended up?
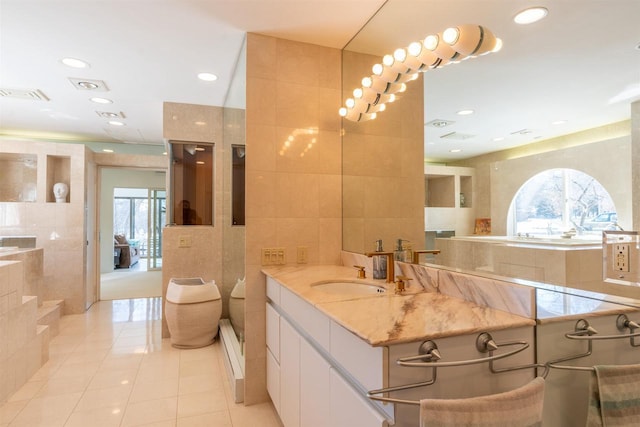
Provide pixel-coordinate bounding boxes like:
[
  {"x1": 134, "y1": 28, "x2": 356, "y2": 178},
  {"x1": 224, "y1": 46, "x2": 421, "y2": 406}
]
[
  {"x1": 281, "y1": 286, "x2": 330, "y2": 351},
  {"x1": 266, "y1": 276, "x2": 280, "y2": 304},
  {"x1": 330, "y1": 320, "x2": 385, "y2": 391},
  {"x1": 266, "y1": 302, "x2": 280, "y2": 361},
  {"x1": 267, "y1": 348, "x2": 280, "y2": 416}
]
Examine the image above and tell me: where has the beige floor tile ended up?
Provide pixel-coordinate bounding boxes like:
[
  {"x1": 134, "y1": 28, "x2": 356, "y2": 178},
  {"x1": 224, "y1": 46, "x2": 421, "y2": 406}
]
[
  {"x1": 99, "y1": 353, "x2": 144, "y2": 372},
  {"x1": 87, "y1": 368, "x2": 138, "y2": 390},
  {"x1": 177, "y1": 390, "x2": 228, "y2": 419},
  {"x1": 130, "y1": 377, "x2": 179, "y2": 403},
  {"x1": 0, "y1": 400, "x2": 27, "y2": 424},
  {"x1": 8, "y1": 392, "x2": 82, "y2": 427},
  {"x1": 34, "y1": 376, "x2": 92, "y2": 398},
  {"x1": 74, "y1": 384, "x2": 132, "y2": 412},
  {"x1": 179, "y1": 358, "x2": 221, "y2": 378},
  {"x1": 121, "y1": 397, "x2": 177, "y2": 427},
  {"x1": 228, "y1": 402, "x2": 283, "y2": 427},
  {"x1": 5, "y1": 300, "x2": 281, "y2": 427},
  {"x1": 176, "y1": 410, "x2": 232, "y2": 427},
  {"x1": 7, "y1": 380, "x2": 45, "y2": 402},
  {"x1": 64, "y1": 406, "x2": 124, "y2": 427},
  {"x1": 51, "y1": 360, "x2": 101, "y2": 381},
  {"x1": 178, "y1": 373, "x2": 224, "y2": 396}
]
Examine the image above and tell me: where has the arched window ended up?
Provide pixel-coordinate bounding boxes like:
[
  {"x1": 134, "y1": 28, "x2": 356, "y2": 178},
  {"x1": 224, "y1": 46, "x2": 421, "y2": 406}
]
[{"x1": 508, "y1": 169, "x2": 617, "y2": 237}]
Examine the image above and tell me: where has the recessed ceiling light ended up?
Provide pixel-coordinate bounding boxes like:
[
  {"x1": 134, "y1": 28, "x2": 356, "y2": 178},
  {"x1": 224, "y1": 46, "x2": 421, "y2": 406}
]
[
  {"x1": 108, "y1": 121, "x2": 125, "y2": 126},
  {"x1": 492, "y1": 137, "x2": 505, "y2": 142},
  {"x1": 197, "y1": 72, "x2": 218, "y2": 82},
  {"x1": 77, "y1": 81, "x2": 99, "y2": 90},
  {"x1": 90, "y1": 97, "x2": 113, "y2": 104},
  {"x1": 457, "y1": 109, "x2": 474, "y2": 116},
  {"x1": 552, "y1": 119, "x2": 567, "y2": 125},
  {"x1": 450, "y1": 149, "x2": 462, "y2": 153},
  {"x1": 194, "y1": 121, "x2": 207, "y2": 126},
  {"x1": 61, "y1": 57, "x2": 90, "y2": 68},
  {"x1": 102, "y1": 149, "x2": 114, "y2": 153},
  {"x1": 514, "y1": 7, "x2": 548, "y2": 25}
]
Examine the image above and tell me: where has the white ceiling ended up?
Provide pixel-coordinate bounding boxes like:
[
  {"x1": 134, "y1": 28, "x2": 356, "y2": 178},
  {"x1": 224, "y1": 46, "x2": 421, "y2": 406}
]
[{"x1": 1, "y1": 0, "x2": 639, "y2": 161}]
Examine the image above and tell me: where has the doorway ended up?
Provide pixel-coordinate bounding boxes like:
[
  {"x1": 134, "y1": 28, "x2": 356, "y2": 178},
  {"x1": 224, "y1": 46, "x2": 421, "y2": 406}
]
[{"x1": 98, "y1": 168, "x2": 166, "y2": 301}]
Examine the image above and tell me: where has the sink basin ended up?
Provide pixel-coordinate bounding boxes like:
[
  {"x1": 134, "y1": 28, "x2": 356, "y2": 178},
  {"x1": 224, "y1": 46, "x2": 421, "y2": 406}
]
[{"x1": 311, "y1": 280, "x2": 386, "y2": 295}]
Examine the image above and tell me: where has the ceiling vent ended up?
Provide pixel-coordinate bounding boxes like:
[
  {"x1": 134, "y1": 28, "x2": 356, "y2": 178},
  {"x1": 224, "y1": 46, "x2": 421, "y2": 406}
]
[
  {"x1": 96, "y1": 111, "x2": 126, "y2": 119},
  {"x1": 511, "y1": 128, "x2": 533, "y2": 135},
  {"x1": 425, "y1": 119, "x2": 455, "y2": 128},
  {"x1": 0, "y1": 88, "x2": 49, "y2": 101},
  {"x1": 440, "y1": 131, "x2": 476, "y2": 140},
  {"x1": 68, "y1": 78, "x2": 109, "y2": 91}
]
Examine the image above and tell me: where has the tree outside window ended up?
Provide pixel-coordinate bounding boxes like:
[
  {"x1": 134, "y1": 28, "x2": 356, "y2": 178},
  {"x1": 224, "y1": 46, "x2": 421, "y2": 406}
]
[{"x1": 510, "y1": 169, "x2": 616, "y2": 237}]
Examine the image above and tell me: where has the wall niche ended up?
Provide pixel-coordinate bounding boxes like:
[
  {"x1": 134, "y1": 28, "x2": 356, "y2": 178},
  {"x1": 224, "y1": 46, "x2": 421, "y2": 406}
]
[
  {"x1": 46, "y1": 155, "x2": 71, "y2": 203},
  {"x1": 0, "y1": 153, "x2": 37, "y2": 202}
]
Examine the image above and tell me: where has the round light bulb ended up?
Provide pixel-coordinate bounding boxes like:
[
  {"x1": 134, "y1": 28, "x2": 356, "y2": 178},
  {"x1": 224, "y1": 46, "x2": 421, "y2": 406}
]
[
  {"x1": 382, "y1": 54, "x2": 394, "y2": 67},
  {"x1": 393, "y1": 48, "x2": 407, "y2": 62},
  {"x1": 442, "y1": 28, "x2": 460, "y2": 45},
  {"x1": 353, "y1": 88, "x2": 363, "y2": 99},
  {"x1": 514, "y1": 7, "x2": 548, "y2": 24},
  {"x1": 424, "y1": 35, "x2": 439, "y2": 51}
]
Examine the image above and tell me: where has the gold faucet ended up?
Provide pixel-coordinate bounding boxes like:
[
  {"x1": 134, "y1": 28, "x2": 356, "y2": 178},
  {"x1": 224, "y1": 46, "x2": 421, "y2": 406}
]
[
  {"x1": 394, "y1": 275, "x2": 412, "y2": 294},
  {"x1": 412, "y1": 249, "x2": 441, "y2": 264},
  {"x1": 364, "y1": 251, "x2": 394, "y2": 283},
  {"x1": 354, "y1": 265, "x2": 366, "y2": 279}
]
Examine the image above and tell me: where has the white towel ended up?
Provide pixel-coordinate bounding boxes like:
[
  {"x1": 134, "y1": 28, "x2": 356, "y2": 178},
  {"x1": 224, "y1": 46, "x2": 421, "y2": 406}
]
[
  {"x1": 586, "y1": 364, "x2": 640, "y2": 426},
  {"x1": 420, "y1": 377, "x2": 545, "y2": 427}
]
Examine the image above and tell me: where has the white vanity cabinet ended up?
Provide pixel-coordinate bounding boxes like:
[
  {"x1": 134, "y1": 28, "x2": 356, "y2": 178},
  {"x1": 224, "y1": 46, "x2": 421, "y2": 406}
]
[{"x1": 266, "y1": 277, "x2": 389, "y2": 427}]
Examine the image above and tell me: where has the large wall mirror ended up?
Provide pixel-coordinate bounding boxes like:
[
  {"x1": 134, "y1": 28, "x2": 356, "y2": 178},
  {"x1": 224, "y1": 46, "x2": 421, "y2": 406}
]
[{"x1": 342, "y1": 1, "x2": 639, "y2": 260}]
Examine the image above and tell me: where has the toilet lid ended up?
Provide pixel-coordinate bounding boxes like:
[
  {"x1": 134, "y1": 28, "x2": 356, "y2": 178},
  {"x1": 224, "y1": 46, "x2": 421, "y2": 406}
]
[{"x1": 167, "y1": 279, "x2": 220, "y2": 303}]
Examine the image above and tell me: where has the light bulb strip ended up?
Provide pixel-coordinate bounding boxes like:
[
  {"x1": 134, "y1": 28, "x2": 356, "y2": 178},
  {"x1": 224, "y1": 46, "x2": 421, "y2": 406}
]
[{"x1": 339, "y1": 24, "x2": 502, "y2": 122}]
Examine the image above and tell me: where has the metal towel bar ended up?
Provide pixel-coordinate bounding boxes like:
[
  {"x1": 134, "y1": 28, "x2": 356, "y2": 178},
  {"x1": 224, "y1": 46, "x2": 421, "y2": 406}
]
[
  {"x1": 368, "y1": 332, "x2": 542, "y2": 406},
  {"x1": 547, "y1": 315, "x2": 640, "y2": 374}
]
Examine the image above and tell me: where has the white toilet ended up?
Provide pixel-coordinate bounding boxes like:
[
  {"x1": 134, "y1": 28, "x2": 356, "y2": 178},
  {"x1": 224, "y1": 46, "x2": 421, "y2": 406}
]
[
  {"x1": 229, "y1": 277, "x2": 245, "y2": 336},
  {"x1": 165, "y1": 277, "x2": 222, "y2": 348}
]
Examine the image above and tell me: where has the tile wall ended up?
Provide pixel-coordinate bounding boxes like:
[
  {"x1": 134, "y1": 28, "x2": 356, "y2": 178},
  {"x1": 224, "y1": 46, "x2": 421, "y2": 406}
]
[
  {"x1": 0, "y1": 140, "x2": 90, "y2": 314},
  {"x1": 0, "y1": 259, "x2": 49, "y2": 404}
]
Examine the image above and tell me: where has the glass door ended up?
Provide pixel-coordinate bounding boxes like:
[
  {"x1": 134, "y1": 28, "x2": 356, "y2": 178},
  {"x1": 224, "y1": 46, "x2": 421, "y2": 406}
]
[{"x1": 147, "y1": 189, "x2": 166, "y2": 270}]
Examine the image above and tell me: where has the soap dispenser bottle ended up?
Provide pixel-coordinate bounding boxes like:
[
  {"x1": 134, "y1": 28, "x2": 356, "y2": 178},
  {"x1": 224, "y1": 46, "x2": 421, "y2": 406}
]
[
  {"x1": 372, "y1": 239, "x2": 387, "y2": 279},
  {"x1": 394, "y1": 239, "x2": 405, "y2": 262}
]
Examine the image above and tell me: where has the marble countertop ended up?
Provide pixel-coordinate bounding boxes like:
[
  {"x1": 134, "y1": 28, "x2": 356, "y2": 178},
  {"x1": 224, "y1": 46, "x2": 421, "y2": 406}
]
[{"x1": 262, "y1": 265, "x2": 536, "y2": 346}]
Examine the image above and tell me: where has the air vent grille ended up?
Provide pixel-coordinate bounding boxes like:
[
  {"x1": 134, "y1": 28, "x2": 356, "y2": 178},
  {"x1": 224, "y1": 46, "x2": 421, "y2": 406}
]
[
  {"x1": 96, "y1": 111, "x2": 126, "y2": 119},
  {"x1": 0, "y1": 88, "x2": 50, "y2": 101},
  {"x1": 440, "y1": 131, "x2": 476, "y2": 140}
]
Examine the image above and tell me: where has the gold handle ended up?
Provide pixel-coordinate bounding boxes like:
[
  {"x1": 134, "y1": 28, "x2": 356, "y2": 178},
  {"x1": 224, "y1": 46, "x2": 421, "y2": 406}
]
[{"x1": 354, "y1": 265, "x2": 366, "y2": 279}]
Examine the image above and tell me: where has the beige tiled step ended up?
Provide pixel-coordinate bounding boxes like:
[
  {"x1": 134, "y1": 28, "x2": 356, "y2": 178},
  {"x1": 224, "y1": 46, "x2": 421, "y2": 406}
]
[{"x1": 37, "y1": 300, "x2": 64, "y2": 338}]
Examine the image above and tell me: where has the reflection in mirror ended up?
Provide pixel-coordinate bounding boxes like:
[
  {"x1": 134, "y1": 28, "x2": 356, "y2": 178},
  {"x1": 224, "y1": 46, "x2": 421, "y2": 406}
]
[
  {"x1": 169, "y1": 142, "x2": 213, "y2": 225},
  {"x1": 341, "y1": 0, "x2": 639, "y2": 291},
  {"x1": 0, "y1": 153, "x2": 37, "y2": 202},
  {"x1": 232, "y1": 145, "x2": 246, "y2": 226},
  {"x1": 220, "y1": 36, "x2": 246, "y2": 403},
  {"x1": 603, "y1": 231, "x2": 640, "y2": 286}
]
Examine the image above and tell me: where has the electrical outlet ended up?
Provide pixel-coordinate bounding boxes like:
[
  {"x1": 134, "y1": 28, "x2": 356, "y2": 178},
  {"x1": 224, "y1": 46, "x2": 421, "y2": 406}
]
[
  {"x1": 614, "y1": 244, "x2": 630, "y2": 272},
  {"x1": 275, "y1": 248, "x2": 286, "y2": 265},
  {"x1": 297, "y1": 246, "x2": 308, "y2": 264}
]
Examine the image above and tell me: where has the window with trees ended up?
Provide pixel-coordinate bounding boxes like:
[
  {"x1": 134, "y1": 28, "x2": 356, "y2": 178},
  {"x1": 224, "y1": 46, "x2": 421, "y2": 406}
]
[{"x1": 509, "y1": 169, "x2": 617, "y2": 237}]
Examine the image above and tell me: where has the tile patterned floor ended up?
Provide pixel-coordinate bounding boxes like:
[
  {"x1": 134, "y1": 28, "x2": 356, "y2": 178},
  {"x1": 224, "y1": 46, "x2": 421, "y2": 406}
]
[{"x1": 0, "y1": 298, "x2": 281, "y2": 427}]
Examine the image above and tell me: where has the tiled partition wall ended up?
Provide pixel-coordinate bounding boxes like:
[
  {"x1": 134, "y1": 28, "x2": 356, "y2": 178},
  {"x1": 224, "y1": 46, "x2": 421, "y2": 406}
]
[
  {"x1": 0, "y1": 260, "x2": 49, "y2": 404},
  {"x1": 244, "y1": 33, "x2": 344, "y2": 403},
  {"x1": 0, "y1": 140, "x2": 90, "y2": 314}
]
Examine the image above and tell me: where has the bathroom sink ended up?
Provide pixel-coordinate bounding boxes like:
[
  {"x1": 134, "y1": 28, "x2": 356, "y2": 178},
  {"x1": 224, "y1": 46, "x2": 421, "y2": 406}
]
[{"x1": 311, "y1": 280, "x2": 387, "y2": 295}]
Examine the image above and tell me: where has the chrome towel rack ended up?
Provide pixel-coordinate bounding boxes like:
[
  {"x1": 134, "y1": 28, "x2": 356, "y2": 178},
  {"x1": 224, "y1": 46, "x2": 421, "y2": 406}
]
[
  {"x1": 546, "y1": 315, "x2": 640, "y2": 373},
  {"x1": 368, "y1": 332, "x2": 545, "y2": 406}
]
